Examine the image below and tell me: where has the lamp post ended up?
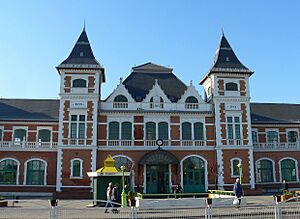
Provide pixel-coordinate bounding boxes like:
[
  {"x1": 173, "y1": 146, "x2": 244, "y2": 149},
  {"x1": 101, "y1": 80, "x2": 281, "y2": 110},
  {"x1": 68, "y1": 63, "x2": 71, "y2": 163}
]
[
  {"x1": 237, "y1": 162, "x2": 243, "y2": 184},
  {"x1": 120, "y1": 165, "x2": 126, "y2": 208}
]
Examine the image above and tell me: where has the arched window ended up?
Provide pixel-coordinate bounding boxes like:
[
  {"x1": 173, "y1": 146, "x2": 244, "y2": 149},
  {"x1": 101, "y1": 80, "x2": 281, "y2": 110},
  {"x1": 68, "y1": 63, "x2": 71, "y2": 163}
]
[
  {"x1": 280, "y1": 158, "x2": 297, "y2": 182},
  {"x1": 113, "y1": 95, "x2": 128, "y2": 108},
  {"x1": 225, "y1": 82, "x2": 238, "y2": 91},
  {"x1": 121, "y1": 122, "x2": 132, "y2": 140},
  {"x1": 114, "y1": 95, "x2": 128, "y2": 102},
  {"x1": 38, "y1": 129, "x2": 51, "y2": 142},
  {"x1": 146, "y1": 122, "x2": 156, "y2": 140},
  {"x1": 113, "y1": 156, "x2": 133, "y2": 172},
  {"x1": 182, "y1": 156, "x2": 206, "y2": 192},
  {"x1": 158, "y1": 122, "x2": 168, "y2": 140},
  {"x1": 72, "y1": 79, "x2": 87, "y2": 88},
  {"x1": 109, "y1": 122, "x2": 119, "y2": 140},
  {"x1": 14, "y1": 128, "x2": 26, "y2": 144},
  {"x1": 194, "y1": 122, "x2": 204, "y2": 140},
  {"x1": 70, "y1": 159, "x2": 83, "y2": 178},
  {"x1": 26, "y1": 159, "x2": 46, "y2": 185},
  {"x1": 231, "y1": 158, "x2": 241, "y2": 177},
  {"x1": 185, "y1": 96, "x2": 198, "y2": 103},
  {"x1": 182, "y1": 122, "x2": 192, "y2": 140},
  {"x1": 0, "y1": 159, "x2": 18, "y2": 185},
  {"x1": 256, "y1": 159, "x2": 274, "y2": 183}
]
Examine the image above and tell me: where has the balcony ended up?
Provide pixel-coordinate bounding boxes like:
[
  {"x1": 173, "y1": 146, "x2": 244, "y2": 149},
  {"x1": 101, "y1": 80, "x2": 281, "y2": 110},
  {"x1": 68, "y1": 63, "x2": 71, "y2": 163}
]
[
  {"x1": 107, "y1": 140, "x2": 134, "y2": 146},
  {"x1": 100, "y1": 140, "x2": 206, "y2": 147},
  {"x1": 227, "y1": 139, "x2": 242, "y2": 145},
  {"x1": 0, "y1": 141, "x2": 57, "y2": 150},
  {"x1": 68, "y1": 138, "x2": 87, "y2": 145},
  {"x1": 253, "y1": 142, "x2": 300, "y2": 151}
]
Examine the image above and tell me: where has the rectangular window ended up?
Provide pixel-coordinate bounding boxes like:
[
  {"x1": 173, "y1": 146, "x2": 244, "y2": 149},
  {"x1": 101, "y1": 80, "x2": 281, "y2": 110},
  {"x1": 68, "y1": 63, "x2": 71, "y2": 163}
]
[
  {"x1": 287, "y1": 131, "x2": 298, "y2": 143},
  {"x1": 227, "y1": 116, "x2": 241, "y2": 140},
  {"x1": 72, "y1": 160, "x2": 81, "y2": 177},
  {"x1": 0, "y1": 129, "x2": 3, "y2": 142},
  {"x1": 267, "y1": 130, "x2": 278, "y2": 143},
  {"x1": 69, "y1": 115, "x2": 86, "y2": 139},
  {"x1": 252, "y1": 130, "x2": 258, "y2": 143},
  {"x1": 227, "y1": 124, "x2": 233, "y2": 139}
]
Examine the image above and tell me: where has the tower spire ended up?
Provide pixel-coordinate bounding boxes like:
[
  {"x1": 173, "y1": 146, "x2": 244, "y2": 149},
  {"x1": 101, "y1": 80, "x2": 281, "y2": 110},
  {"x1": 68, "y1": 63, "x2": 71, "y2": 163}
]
[{"x1": 83, "y1": 19, "x2": 86, "y2": 31}]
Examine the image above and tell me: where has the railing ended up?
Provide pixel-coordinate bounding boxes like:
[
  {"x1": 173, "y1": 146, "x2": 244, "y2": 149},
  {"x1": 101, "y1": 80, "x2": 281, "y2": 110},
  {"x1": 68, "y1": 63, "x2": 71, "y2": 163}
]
[
  {"x1": 227, "y1": 139, "x2": 242, "y2": 145},
  {"x1": 68, "y1": 138, "x2": 86, "y2": 145},
  {"x1": 107, "y1": 140, "x2": 134, "y2": 146},
  {"x1": 0, "y1": 141, "x2": 57, "y2": 149},
  {"x1": 101, "y1": 140, "x2": 206, "y2": 147},
  {"x1": 254, "y1": 142, "x2": 300, "y2": 150},
  {"x1": 113, "y1": 102, "x2": 128, "y2": 108},
  {"x1": 185, "y1": 103, "x2": 199, "y2": 109}
]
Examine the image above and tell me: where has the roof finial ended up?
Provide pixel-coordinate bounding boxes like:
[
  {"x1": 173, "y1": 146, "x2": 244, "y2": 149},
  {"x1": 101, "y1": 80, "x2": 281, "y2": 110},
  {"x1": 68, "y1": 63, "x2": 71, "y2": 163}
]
[
  {"x1": 83, "y1": 19, "x2": 86, "y2": 31},
  {"x1": 190, "y1": 80, "x2": 193, "y2": 86},
  {"x1": 119, "y1": 77, "x2": 123, "y2": 84},
  {"x1": 221, "y1": 28, "x2": 225, "y2": 36}
]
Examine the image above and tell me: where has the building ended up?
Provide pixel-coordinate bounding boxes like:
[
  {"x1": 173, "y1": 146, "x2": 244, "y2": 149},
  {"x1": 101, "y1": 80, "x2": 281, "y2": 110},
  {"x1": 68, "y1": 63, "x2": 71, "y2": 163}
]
[{"x1": 0, "y1": 28, "x2": 300, "y2": 198}]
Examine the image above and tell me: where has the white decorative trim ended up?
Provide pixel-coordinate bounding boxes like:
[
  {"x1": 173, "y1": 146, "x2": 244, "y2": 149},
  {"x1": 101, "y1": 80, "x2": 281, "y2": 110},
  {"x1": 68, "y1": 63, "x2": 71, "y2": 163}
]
[
  {"x1": 105, "y1": 83, "x2": 135, "y2": 103},
  {"x1": 56, "y1": 149, "x2": 63, "y2": 192},
  {"x1": 216, "y1": 149, "x2": 224, "y2": 189},
  {"x1": 180, "y1": 154, "x2": 208, "y2": 192},
  {"x1": 24, "y1": 158, "x2": 47, "y2": 186},
  {"x1": 143, "y1": 164, "x2": 146, "y2": 193},
  {"x1": 143, "y1": 79, "x2": 171, "y2": 106},
  {"x1": 178, "y1": 82, "x2": 204, "y2": 104},
  {"x1": 248, "y1": 148, "x2": 255, "y2": 189},
  {"x1": 70, "y1": 158, "x2": 83, "y2": 178},
  {"x1": 12, "y1": 126, "x2": 28, "y2": 142},
  {"x1": 278, "y1": 157, "x2": 299, "y2": 182},
  {"x1": 255, "y1": 157, "x2": 276, "y2": 183},
  {"x1": 0, "y1": 158, "x2": 20, "y2": 185}
]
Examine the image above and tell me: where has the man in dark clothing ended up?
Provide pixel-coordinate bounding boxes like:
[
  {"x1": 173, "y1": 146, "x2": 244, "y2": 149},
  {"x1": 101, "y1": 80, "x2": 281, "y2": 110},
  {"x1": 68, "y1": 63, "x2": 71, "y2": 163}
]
[
  {"x1": 233, "y1": 178, "x2": 243, "y2": 206},
  {"x1": 282, "y1": 180, "x2": 289, "y2": 194}
]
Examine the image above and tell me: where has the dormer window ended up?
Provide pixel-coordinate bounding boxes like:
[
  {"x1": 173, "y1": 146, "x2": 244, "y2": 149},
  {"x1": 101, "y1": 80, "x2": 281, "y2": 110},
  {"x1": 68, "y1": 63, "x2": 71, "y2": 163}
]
[
  {"x1": 185, "y1": 96, "x2": 199, "y2": 109},
  {"x1": 150, "y1": 96, "x2": 164, "y2": 109},
  {"x1": 113, "y1": 95, "x2": 128, "y2": 108},
  {"x1": 225, "y1": 82, "x2": 238, "y2": 91},
  {"x1": 73, "y1": 79, "x2": 87, "y2": 88}
]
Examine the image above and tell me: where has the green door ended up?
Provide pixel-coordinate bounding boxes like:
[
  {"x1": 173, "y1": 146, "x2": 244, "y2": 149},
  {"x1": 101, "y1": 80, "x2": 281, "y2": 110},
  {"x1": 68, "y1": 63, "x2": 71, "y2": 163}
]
[
  {"x1": 146, "y1": 165, "x2": 170, "y2": 194},
  {"x1": 183, "y1": 157, "x2": 205, "y2": 193}
]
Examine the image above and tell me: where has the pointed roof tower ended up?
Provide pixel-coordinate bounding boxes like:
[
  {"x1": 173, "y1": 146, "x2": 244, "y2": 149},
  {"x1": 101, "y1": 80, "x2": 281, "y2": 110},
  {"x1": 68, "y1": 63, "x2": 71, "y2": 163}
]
[
  {"x1": 200, "y1": 33, "x2": 253, "y2": 84},
  {"x1": 57, "y1": 27, "x2": 104, "y2": 72}
]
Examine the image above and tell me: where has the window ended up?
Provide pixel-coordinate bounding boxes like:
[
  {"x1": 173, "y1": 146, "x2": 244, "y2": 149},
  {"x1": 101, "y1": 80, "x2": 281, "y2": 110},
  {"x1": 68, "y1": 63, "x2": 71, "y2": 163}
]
[
  {"x1": 267, "y1": 130, "x2": 278, "y2": 143},
  {"x1": 256, "y1": 159, "x2": 274, "y2": 183},
  {"x1": 146, "y1": 122, "x2": 156, "y2": 140},
  {"x1": 121, "y1": 122, "x2": 132, "y2": 140},
  {"x1": 114, "y1": 156, "x2": 133, "y2": 172},
  {"x1": 194, "y1": 122, "x2": 204, "y2": 140},
  {"x1": 0, "y1": 159, "x2": 18, "y2": 185},
  {"x1": 280, "y1": 159, "x2": 297, "y2": 182},
  {"x1": 113, "y1": 95, "x2": 128, "y2": 108},
  {"x1": 158, "y1": 122, "x2": 168, "y2": 140},
  {"x1": 182, "y1": 122, "x2": 192, "y2": 140},
  {"x1": 72, "y1": 79, "x2": 86, "y2": 88},
  {"x1": 14, "y1": 128, "x2": 26, "y2": 143},
  {"x1": 231, "y1": 159, "x2": 241, "y2": 177},
  {"x1": 71, "y1": 159, "x2": 83, "y2": 178},
  {"x1": 70, "y1": 115, "x2": 86, "y2": 139},
  {"x1": 227, "y1": 117, "x2": 241, "y2": 140},
  {"x1": 0, "y1": 128, "x2": 3, "y2": 143},
  {"x1": 109, "y1": 122, "x2": 119, "y2": 140},
  {"x1": 114, "y1": 95, "x2": 128, "y2": 102},
  {"x1": 26, "y1": 159, "x2": 46, "y2": 185},
  {"x1": 252, "y1": 130, "x2": 258, "y2": 143},
  {"x1": 38, "y1": 129, "x2": 51, "y2": 142},
  {"x1": 225, "y1": 82, "x2": 238, "y2": 91},
  {"x1": 287, "y1": 131, "x2": 298, "y2": 143},
  {"x1": 185, "y1": 96, "x2": 199, "y2": 109}
]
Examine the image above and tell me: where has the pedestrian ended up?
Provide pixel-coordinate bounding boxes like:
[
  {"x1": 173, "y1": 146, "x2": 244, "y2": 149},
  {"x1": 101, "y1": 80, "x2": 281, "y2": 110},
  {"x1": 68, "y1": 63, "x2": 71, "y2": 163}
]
[
  {"x1": 174, "y1": 184, "x2": 183, "y2": 199},
  {"x1": 233, "y1": 178, "x2": 243, "y2": 207},
  {"x1": 282, "y1": 180, "x2": 289, "y2": 194},
  {"x1": 111, "y1": 184, "x2": 120, "y2": 213},
  {"x1": 104, "y1": 182, "x2": 114, "y2": 213}
]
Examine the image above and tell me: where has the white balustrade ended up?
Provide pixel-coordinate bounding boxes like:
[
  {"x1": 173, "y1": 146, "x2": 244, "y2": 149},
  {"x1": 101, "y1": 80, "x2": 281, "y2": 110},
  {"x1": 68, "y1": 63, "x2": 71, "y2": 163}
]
[{"x1": 0, "y1": 141, "x2": 57, "y2": 150}]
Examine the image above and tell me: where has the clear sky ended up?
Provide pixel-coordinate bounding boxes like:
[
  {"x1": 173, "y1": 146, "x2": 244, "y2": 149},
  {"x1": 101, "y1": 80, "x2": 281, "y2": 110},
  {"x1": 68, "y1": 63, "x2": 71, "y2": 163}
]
[{"x1": 0, "y1": 1, "x2": 299, "y2": 103}]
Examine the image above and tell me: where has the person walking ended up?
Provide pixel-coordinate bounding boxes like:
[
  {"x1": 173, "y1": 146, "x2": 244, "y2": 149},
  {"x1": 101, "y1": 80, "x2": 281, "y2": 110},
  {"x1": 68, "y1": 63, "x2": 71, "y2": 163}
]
[
  {"x1": 233, "y1": 178, "x2": 243, "y2": 207},
  {"x1": 111, "y1": 184, "x2": 120, "y2": 213},
  {"x1": 104, "y1": 182, "x2": 114, "y2": 213},
  {"x1": 282, "y1": 180, "x2": 289, "y2": 194}
]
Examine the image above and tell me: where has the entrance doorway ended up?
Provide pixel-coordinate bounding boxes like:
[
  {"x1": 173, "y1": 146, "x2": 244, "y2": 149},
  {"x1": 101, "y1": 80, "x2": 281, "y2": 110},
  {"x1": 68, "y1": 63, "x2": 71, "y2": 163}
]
[{"x1": 146, "y1": 164, "x2": 170, "y2": 194}]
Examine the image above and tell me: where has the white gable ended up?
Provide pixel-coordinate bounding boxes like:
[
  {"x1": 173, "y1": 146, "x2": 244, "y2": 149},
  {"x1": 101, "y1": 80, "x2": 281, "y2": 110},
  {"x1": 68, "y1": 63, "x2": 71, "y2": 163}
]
[
  {"x1": 178, "y1": 80, "x2": 204, "y2": 103},
  {"x1": 106, "y1": 79, "x2": 135, "y2": 102},
  {"x1": 144, "y1": 79, "x2": 171, "y2": 104}
]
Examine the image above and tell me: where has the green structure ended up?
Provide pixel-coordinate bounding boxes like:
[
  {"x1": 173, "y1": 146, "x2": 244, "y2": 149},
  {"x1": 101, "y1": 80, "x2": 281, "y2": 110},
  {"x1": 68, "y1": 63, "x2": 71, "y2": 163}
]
[{"x1": 87, "y1": 155, "x2": 130, "y2": 206}]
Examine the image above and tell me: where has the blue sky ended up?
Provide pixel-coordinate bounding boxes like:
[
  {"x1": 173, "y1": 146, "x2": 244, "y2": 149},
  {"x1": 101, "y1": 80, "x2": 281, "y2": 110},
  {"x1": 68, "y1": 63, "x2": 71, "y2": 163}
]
[{"x1": 0, "y1": 1, "x2": 299, "y2": 103}]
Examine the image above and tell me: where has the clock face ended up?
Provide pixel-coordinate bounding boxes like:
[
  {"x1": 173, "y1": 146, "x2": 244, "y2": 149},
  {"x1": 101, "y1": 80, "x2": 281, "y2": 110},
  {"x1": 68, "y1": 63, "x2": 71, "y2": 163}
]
[{"x1": 156, "y1": 139, "x2": 163, "y2": 146}]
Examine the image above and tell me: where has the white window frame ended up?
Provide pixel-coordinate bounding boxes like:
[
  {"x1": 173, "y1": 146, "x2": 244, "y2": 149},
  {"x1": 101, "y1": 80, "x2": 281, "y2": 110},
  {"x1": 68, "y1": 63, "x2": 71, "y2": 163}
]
[
  {"x1": 251, "y1": 128, "x2": 258, "y2": 144},
  {"x1": 12, "y1": 126, "x2": 28, "y2": 144},
  {"x1": 226, "y1": 115, "x2": 242, "y2": 140},
  {"x1": 70, "y1": 158, "x2": 83, "y2": 179},
  {"x1": 180, "y1": 118, "x2": 206, "y2": 141},
  {"x1": 255, "y1": 158, "x2": 276, "y2": 183},
  {"x1": 266, "y1": 128, "x2": 279, "y2": 143},
  {"x1": 69, "y1": 113, "x2": 87, "y2": 139},
  {"x1": 24, "y1": 158, "x2": 47, "y2": 186},
  {"x1": 0, "y1": 158, "x2": 20, "y2": 185},
  {"x1": 0, "y1": 126, "x2": 4, "y2": 143},
  {"x1": 279, "y1": 157, "x2": 299, "y2": 182},
  {"x1": 286, "y1": 129, "x2": 299, "y2": 143},
  {"x1": 36, "y1": 127, "x2": 53, "y2": 143},
  {"x1": 230, "y1": 158, "x2": 242, "y2": 178}
]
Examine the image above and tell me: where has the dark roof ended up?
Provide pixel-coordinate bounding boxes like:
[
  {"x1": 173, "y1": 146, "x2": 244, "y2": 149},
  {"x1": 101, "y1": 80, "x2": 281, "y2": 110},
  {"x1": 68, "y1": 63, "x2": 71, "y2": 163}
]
[
  {"x1": 0, "y1": 99, "x2": 59, "y2": 121},
  {"x1": 251, "y1": 103, "x2": 300, "y2": 124},
  {"x1": 122, "y1": 62, "x2": 187, "y2": 102},
  {"x1": 57, "y1": 28, "x2": 103, "y2": 69},
  {"x1": 200, "y1": 33, "x2": 253, "y2": 84}
]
